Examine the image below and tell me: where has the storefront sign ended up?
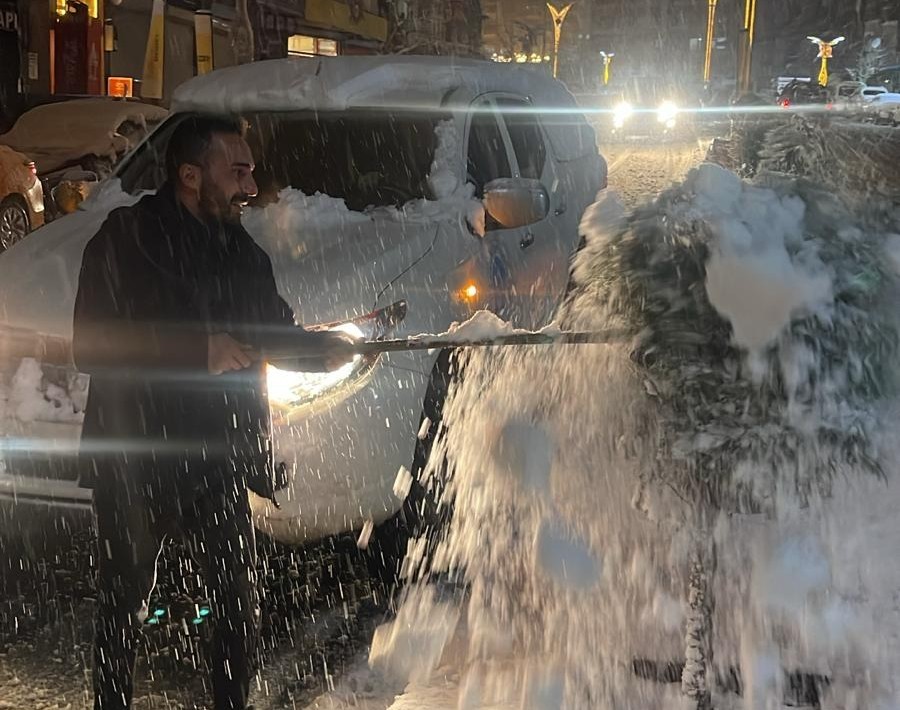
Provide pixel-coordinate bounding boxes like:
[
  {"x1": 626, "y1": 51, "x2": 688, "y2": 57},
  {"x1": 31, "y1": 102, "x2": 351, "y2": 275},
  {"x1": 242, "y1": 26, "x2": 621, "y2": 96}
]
[
  {"x1": 107, "y1": 76, "x2": 133, "y2": 96},
  {"x1": 304, "y1": 0, "x2": 386, "y2": 42},
  {"x1": 0, "y1": 3, "x2": 17, "y2": 32},
  {"x1": 141, "y1": 0, "x2": 166, "y2": 99},
  {"x1": 0, "y1": 1, "x2": 19, "y2": 105},
  {"x1": 194, "y1": 10, "x2": 213, "y2": 74}
]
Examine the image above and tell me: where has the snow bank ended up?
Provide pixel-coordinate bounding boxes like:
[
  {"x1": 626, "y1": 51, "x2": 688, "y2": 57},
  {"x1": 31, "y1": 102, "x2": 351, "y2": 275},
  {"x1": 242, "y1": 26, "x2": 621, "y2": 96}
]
[
  {"x1": 377, "y1": 162, "x2": 900, "y2": 708},
  {"x1": 5, "y1": 359, "x2": 85, "y2": 425}
]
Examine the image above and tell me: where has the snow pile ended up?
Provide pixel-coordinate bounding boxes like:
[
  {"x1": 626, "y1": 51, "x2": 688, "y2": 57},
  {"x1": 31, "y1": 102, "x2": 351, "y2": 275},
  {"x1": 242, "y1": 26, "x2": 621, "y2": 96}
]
[
  {"x1": 697, "y1": 166, "x2": 832, "y2": 350},
  {"x1": 0, "y1": 99, "x2": 167, "y2": 174},
  {"x1": 410, "y1": 310, "x2": 561, "y2": 344},
  {"x1": 5, "y1": 359, "x2": 85, "y2": 425},
  {"x1": 242, "y1": 188, "x2": 370, "y2": 260},
  {"x1": 242, "y1": 118, "x2": 484, "y2": 261},
  {"x1": 376, "y1": 164, "x2": 900, "y2": 707},
  {"x1": 755, "y1": 117, "x2": 900, "y2": 208}
]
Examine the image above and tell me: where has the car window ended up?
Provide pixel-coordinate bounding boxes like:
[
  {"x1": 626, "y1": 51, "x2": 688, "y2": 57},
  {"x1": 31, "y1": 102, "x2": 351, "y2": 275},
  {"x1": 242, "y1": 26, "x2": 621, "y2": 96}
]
[
  {"x1": 119, "y1": 110, "x2": 441, "y2": 211},
  {"x1": 466, "y1": 103, "x2": 511, "y2": 197},
  {"x1": 495, "y1": 97, "x2": 547, "y2": 181}
]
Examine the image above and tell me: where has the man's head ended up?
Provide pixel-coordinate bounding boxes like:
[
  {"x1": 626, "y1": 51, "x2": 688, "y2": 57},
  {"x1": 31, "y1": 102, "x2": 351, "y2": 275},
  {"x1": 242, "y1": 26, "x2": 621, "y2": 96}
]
[{"x1": 165, "y1": 114, "x2": 257, "y2": 224}]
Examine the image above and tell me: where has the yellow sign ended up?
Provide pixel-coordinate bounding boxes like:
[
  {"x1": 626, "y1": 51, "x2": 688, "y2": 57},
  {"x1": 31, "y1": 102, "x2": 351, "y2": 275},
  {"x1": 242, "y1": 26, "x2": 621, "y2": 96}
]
[
  {"x1": 305, "y1": 0, "x2": 387, "y2": 43},
  {"x1": 194, "y1": 10, "x2": 213, "y2": 75},
  {"x1": 107, "y1": 76, "x2": 134, "y2": 97},
  {"x1": 141, "y1": 0, "x2": 166, "y2": 99}
]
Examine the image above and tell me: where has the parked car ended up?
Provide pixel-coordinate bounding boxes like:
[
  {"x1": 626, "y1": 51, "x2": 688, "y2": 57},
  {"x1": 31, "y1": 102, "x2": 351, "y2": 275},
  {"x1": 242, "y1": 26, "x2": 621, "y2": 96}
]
[
  {"x1": 0, "y1": 145, "x2": 44, "y2": 251},
  {"x1": 0, "y1": 98, "x2": 168, "y2": 219},
  {"x1": 861, "y1": 85, "x2": 889, "y2": 102},
  {"x1": 776, "y1": 79, "x2": 830, "y2": 108},
  {"x1": 0, "y1": 57, "x2": 606, "y2": 570},
  {"x1": 865, "y1": 92, "x2": 900, "y2": 125}
]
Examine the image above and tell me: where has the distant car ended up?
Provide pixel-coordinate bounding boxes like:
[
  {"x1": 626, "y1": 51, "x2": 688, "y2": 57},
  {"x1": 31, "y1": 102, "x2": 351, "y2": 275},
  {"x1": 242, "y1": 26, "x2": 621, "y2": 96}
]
[
  {"x1": 0, "y1": 98, "x2": 168, "y2": 218},
  {"x1": 605, "y1": 82, "x2": 689, "y2": 139},
  {"x1": 777, "y1": 79, "x2": 829, "y2": 108},
  {"x1": 0, "y1": 57, "x2": 607, "y2": 571},
  {"x1": 0, "y1": 145, "x2": 44, "y2": 251},
  {"x1": 865, "y1": 92, "x2": 900, "y2": 125},
  {"x1": 861, "y1": 85, "x2": 889, "y2": 102}
]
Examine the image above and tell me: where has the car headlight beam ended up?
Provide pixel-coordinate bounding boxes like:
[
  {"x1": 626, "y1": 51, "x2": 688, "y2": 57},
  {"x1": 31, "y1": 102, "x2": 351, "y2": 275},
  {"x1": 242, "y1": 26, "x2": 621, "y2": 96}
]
[
  {"x1": 613, "y1": 102, "x2": 633, "y2": 128},
  {"x1": 657, "y1": 101, "x2": 679, "y2": 126},
  {"x1": 266, "y1": 301, "x2": 406, "y2": 420}
]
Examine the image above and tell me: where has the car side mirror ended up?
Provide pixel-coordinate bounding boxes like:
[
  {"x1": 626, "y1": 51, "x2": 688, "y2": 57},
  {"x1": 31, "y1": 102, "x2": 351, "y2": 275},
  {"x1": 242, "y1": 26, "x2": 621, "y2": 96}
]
[{"x1": 483, "y1": 178, "x2": 549, "y2": 230}]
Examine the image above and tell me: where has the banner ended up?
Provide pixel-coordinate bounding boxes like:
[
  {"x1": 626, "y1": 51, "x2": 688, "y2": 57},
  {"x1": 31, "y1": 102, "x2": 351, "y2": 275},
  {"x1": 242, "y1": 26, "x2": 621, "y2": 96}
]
[
  {"x1": 141, "y1": 0, "x2": 165, "y2": 99},
  {"x1": 194, "y1": 10, "x2": 213, "y2": 75},
  {"x1": 0, "y1": 1, "x2": 19, "y2": 108}
]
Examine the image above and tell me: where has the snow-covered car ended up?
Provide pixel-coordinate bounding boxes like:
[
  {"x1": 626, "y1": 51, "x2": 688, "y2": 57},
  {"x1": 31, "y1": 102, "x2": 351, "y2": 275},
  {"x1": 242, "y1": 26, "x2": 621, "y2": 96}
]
[
  {"x1": 865, "y1": 92, "x2": 900, "y2": 125},
  {"x1": 0, "y1": 98, "x2": 168, "y2": 218},
  {"x1": 861, "y1": 84, "x2": 889, "y2": 102},
  {"x1": 0, "y1": 57, "x2": 606, "y2": 562},
  {"x1": 0, "y1": 145, "x2": 44, "y2": 251}
]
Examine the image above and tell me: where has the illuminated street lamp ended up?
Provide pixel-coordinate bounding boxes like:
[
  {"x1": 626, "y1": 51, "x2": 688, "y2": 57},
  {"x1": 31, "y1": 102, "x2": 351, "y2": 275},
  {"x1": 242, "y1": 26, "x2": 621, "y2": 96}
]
[
  {"x1": 600, "y1": 51, "x2": 614, "y2": 85},
  {"x1": 703, "y1": 0, "x2": 718, "y2": 84},
  {"x1": 737, "y1": 0, "x2": 757, "y2": 94},
  {"x1": 547, "y1": 2, "x2": 575, "y2": 79},
  {"x1": 808, "y1": 35, "x2": 845, "y2": 87}
]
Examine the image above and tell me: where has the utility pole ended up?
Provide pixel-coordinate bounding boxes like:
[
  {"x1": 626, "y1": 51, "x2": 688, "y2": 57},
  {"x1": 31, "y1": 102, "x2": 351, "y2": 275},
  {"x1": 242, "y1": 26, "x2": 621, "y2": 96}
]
[
  {"x1": 737, "y1": 0, "x2": 757, "y2": 95},
  {"x1": 703, "y1": 0, "x2": 718, "y2": 84}
]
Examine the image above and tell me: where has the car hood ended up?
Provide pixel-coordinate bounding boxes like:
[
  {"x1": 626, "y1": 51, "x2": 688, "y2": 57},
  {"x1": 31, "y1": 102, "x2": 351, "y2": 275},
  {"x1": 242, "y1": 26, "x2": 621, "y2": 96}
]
[{"x1": 0, "y1": 181, "x2": 477, "y2": 344}]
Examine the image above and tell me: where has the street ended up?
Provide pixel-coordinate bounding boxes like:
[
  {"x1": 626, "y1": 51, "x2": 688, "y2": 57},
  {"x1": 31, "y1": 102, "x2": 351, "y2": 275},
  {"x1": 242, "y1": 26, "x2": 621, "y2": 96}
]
[{"x1": 0, "y1": 138, "x2": 710, "y2": 710}]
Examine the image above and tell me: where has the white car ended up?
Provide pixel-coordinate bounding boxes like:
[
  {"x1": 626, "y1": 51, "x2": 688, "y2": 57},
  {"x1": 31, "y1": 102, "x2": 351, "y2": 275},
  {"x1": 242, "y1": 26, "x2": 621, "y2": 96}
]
[
  {"x1": 865, "y1": 91, "x2": 900, "y2": 124},
  {"x1": 0, "y1": 57, "x2": 606, "y2": 557}
]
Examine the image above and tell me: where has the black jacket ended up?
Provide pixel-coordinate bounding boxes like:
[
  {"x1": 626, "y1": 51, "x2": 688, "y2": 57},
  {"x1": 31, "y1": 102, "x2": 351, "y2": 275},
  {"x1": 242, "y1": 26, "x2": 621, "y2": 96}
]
[{"x1": 73, "y1": 184, "x2": 315, "y2": 505}]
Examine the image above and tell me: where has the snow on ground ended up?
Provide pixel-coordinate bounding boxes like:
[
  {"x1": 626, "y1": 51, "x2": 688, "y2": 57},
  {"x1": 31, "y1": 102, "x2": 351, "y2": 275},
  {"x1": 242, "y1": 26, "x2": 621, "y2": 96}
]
[{"x1": 358, "y1": 162, "x2": 900, "y2": 708}]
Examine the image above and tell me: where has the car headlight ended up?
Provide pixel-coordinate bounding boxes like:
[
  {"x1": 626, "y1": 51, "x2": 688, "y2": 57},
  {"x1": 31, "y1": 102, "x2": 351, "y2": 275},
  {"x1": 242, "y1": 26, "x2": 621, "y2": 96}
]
[
  {"x1": 613, "y1": 102, "x2": 633, "y2": 128},
  {"x1": 266, "y1": 300, "x2": 406, "y2": 420},
  {"x1": 657, "y1": 101, "x2": 679, "y2": 126}
]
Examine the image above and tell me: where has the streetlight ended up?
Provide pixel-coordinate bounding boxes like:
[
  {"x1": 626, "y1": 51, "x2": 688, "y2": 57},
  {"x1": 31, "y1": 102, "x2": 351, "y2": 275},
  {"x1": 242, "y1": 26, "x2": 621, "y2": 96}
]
[
  {"x1": 546, "y1": 2, "x2": 575, "y2": 79},
  {"x1": 703, "y1": 0, "x2": 718, "y2": 85},
  {"x1": 600, "y1": 51, "x2": 614, "y2": 86},
  {"x1": 807, "y1": 36, "x2": 845, "y2": 87}
]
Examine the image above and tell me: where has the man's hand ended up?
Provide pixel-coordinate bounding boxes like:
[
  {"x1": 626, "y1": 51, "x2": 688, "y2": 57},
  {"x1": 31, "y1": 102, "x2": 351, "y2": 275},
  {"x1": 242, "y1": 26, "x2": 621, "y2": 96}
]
[
  {"x1": 319, "y1": 331, "x2": 359, "y2": 371},
  {"x1": 208, "y1": 333, "x2": 256, "y2": 375}
]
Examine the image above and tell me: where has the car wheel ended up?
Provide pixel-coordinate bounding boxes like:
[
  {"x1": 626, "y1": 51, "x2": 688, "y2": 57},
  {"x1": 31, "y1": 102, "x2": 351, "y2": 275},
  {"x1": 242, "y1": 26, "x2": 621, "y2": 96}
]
[
  {"x1": 0, "y1": 196, "x2": 31, "y2": 252},
  {"x1": 364, "y1": 349, "x2": 459, "y2": 594}
]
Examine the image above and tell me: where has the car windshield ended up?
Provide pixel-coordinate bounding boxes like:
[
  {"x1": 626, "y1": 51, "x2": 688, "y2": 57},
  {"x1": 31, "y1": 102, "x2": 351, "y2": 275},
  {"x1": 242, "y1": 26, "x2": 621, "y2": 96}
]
[{"x1": 119, "y1": 110, "x2": 443, "y2": 212}]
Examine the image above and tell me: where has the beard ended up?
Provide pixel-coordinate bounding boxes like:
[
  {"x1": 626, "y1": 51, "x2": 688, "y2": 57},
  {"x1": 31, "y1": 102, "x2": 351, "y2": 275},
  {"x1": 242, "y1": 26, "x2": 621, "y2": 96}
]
[{"x1": 198, "y1": 181, "x2": 246, "y2": 226}]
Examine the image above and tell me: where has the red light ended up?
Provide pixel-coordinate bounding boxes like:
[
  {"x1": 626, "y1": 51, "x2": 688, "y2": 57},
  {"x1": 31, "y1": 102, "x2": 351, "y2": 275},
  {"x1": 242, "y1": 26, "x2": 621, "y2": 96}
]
[{"x1": 779, "y1": 98, "x2": 791, "y2": 109}]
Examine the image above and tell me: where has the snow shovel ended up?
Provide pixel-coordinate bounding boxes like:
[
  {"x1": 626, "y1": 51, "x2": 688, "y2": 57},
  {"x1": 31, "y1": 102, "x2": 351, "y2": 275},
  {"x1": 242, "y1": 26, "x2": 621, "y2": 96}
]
[{"x1": 262, "y1": 329, "x2": 630, "y2": 363}]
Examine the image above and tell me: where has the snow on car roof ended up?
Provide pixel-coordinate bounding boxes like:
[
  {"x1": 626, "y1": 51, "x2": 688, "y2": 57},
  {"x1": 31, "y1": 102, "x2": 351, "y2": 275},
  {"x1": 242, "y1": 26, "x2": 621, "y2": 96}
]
[
  {"x1": 171, "y1": 55, "x2": 572, "y2": 114},
  {"x1": 0, "y1": 99, "x2": 168, "y2": 174}
]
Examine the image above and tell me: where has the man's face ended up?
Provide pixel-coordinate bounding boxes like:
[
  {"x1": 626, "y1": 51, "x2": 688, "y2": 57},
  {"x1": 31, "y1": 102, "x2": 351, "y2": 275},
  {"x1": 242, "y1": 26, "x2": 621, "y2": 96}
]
[{"x1": 196, "y1": 132, "x2": 258, "y2": 224}]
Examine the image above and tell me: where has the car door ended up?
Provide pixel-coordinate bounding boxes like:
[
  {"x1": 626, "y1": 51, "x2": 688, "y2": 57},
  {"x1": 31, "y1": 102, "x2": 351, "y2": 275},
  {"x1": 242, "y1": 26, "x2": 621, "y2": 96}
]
[
  {"x1": 466, "y1": 93, "x2": 573, "y2": 328},
  {"x1": 493, "y1": 95, "x2": 575, "y2": 326},
  {"x1": 464, "y1": 95, "x2": 534, "y2": 328}
]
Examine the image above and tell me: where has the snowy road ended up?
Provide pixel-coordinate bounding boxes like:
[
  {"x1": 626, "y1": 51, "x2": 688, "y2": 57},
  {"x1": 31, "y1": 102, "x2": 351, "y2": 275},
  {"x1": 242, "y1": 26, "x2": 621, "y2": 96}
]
[
  {"x1": 0, "y1": 139, "x2": 709, "y2": 710},
  {"x1": 602, "y1": 138, "x2": 712, "y2": 209}
]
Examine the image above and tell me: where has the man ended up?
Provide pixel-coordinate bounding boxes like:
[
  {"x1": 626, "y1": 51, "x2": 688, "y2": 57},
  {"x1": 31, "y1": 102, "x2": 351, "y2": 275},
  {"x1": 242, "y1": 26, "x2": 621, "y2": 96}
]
[{"x1": 73, "y1": 114, "x2": 354, "y2": 709}]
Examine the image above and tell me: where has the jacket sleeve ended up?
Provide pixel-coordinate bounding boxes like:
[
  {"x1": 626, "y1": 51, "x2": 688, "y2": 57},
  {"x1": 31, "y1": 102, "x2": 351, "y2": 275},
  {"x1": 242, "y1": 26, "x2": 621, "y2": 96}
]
[
  {"x1": 72, "y1": 209, "x2": 209, "y2": 375},
  {"x1": 250, "y1": 246, "x2": 339, "y2": 373}
]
